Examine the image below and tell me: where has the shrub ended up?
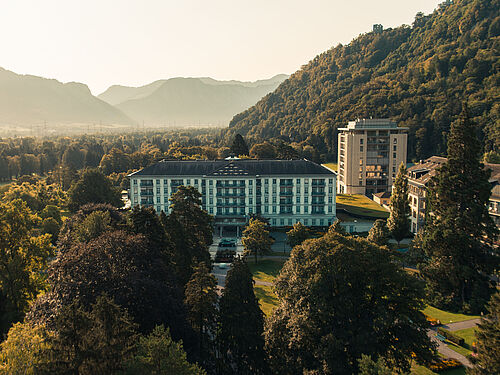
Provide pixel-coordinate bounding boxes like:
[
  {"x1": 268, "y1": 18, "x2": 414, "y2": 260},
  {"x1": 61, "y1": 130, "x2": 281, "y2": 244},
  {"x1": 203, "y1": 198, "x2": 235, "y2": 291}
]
[
  {"x1": 437, "y1": 327, "x2": 465, "y2": 346},
  {"x1": 428, "y1": 358, "x2": 463, "y2": 371}
]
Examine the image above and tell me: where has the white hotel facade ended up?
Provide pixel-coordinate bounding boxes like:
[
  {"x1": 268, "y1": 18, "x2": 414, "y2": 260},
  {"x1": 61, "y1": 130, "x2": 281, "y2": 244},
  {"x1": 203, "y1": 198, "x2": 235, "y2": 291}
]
[{"x1": 129, "y1": 159, "x2": 337, "y2": 235}]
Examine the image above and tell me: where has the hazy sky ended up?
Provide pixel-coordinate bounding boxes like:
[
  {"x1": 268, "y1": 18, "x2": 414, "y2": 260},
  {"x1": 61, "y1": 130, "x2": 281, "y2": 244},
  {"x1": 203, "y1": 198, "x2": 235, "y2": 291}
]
[{"x1": 1, "y1": 0, "x2": 440, "y2": 94}]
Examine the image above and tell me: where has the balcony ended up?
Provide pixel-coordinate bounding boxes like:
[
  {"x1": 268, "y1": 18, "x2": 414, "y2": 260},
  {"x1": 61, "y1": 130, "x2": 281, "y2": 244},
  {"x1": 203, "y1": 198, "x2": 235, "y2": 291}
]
[
  {"x1": 140, "y1": 189, "x2": 154, "y2": 196},
  {"x1": 216, "y1": 182, "x2": 246, "y2": 187},
  {"x1": 216, "y1": 192, "x2": 246, "y2": 197},
  {"x1": 279, "y1": 191, "x2": 293, "y2": 196}
]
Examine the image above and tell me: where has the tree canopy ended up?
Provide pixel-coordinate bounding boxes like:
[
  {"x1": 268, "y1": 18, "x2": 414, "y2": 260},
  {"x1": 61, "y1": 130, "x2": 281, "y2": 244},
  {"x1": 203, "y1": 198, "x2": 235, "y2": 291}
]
[{"x1": 265, "y1": 230, "x2": 434, "y2": 374}]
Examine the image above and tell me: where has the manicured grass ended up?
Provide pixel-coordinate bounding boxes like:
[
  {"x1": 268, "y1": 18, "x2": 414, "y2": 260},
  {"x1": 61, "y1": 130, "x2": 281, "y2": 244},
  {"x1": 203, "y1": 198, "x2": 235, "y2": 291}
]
[
  {"x1": 454, "y1": 327, "x2": 477, "y2": 349},
  {"x1": 248, "y1": 259, "x2": 285, "y2": 284},
  {"x1": 336, "y1": 194, "x2": 389, "y2": 218},
  {"x1": 322, "y1": 162, "x2": 338, "y2": 171},
  {"x1": 422, "y1": 305, "x2": 480, "y2": 324},
  {"x1": 254, "y1": 285, "x2": 279, "y2": 316},
  {"x1": 446, "y1": 342, "x2": 472, "y2": 357},
  {"x1": 411, "y1": 365, "x2": 466, "y2": 375}
]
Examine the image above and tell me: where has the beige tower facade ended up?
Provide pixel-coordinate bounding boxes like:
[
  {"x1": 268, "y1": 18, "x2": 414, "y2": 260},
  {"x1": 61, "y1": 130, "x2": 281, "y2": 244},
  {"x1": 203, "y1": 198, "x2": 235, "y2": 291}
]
[{"x1": 337, "y1": 119, "x2": 407, "y2": 196}]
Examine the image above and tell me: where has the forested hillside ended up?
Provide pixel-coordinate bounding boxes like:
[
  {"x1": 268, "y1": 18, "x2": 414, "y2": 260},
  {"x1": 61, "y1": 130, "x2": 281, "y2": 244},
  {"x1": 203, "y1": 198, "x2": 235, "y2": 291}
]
[{"x1": 225, "y1": 0, "x2": 499, "y2": 162}]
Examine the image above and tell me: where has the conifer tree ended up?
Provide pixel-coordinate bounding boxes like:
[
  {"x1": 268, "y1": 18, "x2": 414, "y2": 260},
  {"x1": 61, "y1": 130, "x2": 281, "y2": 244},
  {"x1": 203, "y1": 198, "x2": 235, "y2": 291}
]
[
  {"x1": 230, "y1": 134, "x2": 249, "y2": 156},
  {"x1": 184, "y1": 262, "x2": 217, "y2": 369},
  {"x1": 367, "y1": 219, "x2": 390, "y2": 247},
  {"x1": 469, "y1": 292, "x2": 500, "y2": 375},
  {"x1": 217, "y1": 259, "x2": 269, "y2": 375},
  {"x1": 420, "y1": 104, "x2": 498, "y2": 312},
  {"x1": 387, "y1": 163, "x2": 410, "y2": 246}
]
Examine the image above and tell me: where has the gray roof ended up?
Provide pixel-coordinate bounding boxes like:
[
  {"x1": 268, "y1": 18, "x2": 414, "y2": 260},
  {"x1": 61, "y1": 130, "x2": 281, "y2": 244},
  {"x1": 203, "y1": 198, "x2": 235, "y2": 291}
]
[{"x1": 129, "y1": 159, "x2": 335, "y2": 177}]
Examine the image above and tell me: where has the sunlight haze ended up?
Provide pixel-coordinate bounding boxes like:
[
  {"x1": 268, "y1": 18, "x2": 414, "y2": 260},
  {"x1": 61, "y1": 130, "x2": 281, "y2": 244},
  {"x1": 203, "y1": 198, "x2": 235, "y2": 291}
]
[{"x1": 0, "y1": 0, "x2": 441, "y2": 94}]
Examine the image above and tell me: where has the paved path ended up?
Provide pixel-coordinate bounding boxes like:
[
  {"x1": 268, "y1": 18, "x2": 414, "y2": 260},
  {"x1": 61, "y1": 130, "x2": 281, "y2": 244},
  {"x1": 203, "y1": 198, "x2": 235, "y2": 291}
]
[
  {"x1": 254, "y1": 280, "x2": 273, "y2": 287},
  {"x1": 444, "y1": 318, "x2": 481, "y2": 332},
  {"x1": 427, "y1": 329, "x2": 472, "y2": 368}
]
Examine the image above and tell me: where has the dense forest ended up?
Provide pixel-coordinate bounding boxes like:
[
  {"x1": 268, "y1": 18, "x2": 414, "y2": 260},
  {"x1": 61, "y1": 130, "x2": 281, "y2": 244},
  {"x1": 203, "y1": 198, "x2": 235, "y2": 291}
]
[{"x1": 224, "y1": 0, "x2": 500, "y2": 162}]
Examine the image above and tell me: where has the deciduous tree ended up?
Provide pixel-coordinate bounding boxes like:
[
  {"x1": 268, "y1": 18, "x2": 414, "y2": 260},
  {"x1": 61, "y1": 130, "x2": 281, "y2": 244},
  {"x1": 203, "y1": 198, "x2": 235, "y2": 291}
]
[
  {"x1": 367, "y1": 219, "x2": 390, "y2": 247},
  {"x1": 242, "y1": 218, "x2": 274, "y2": 263},
  {"x1": 286, "y1": 222, "x2": 312, "y2": 248},
  {"x1": 265, "y1": 231, "x2": 434, "y2": 374}
]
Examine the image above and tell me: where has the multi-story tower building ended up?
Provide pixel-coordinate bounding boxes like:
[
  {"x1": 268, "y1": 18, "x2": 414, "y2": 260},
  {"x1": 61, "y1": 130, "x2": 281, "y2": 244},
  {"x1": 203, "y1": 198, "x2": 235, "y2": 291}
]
[
  {"x1": 407, "y1": 156, "x2": 447, "y2": 234},
  {"x1": 337, "y1": 119, "x2": 408, "y2": 196},
  {"x1": 129, "y1": 158, "x2": 336, "y2": 235}
]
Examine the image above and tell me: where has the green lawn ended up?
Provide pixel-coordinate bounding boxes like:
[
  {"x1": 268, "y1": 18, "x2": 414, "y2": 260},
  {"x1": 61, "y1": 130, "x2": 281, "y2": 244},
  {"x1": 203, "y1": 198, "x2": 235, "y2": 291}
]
[
  {"x1": 336, "y1": 194, "x2": 389, "y2": 218},
  {"x1": 254, "y1": 285, "x2": 279, "y2": 316},
  {"x1": 248, "y1": 259, "x2": 286, "y2": 284},
  {"x1": 322, "y1": 162, "x2": 338, "y2": 171},
  {"x1": 454, "y1": 327, "x2": 477, "y2": 349},
  {"x1": 422, "y1": 305, "x2": 480, "y2": 324},
  {"x1": 411, "y1": 365, "x2": 466, "y2": 375}
]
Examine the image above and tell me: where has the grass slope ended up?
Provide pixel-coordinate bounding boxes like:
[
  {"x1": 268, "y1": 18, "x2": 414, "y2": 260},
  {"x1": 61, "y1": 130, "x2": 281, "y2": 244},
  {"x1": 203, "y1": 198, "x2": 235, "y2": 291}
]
[
  {"x1": 337, "y1": 194, "x2": 389, "y2": 218},
  {"x1": 423, "y1": 305, "x2": 480, "y2": 324}
]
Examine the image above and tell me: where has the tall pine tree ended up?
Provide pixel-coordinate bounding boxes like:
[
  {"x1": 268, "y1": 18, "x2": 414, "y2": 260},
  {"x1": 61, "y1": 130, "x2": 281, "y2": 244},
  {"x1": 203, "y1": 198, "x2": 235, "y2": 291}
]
[
  {"x1": 217, "y1": 259, "x2": 269, "y2": 375},
  {"x1": 387, "y1": 162, "x2": 410, "y2": 246},
  {"x1": 230, "y1": 134, "x2": 249, "y2": 157},
  {"x1": 469, "y1": 292, "x2": 500, "y2": 375},
  {"x1": 421, "y1": 104, "x2": 498, "y2": 313}
]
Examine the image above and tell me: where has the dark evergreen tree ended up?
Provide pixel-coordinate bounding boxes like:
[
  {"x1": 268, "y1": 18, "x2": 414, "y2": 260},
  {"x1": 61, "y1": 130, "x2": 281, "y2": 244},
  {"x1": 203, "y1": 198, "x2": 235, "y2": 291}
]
[
  {"x1": 67, "y1": 169, "x2": 122, "y2": 212},
  {"x1": 265, "y1": 231, "x2": 435, "y2": 374},
  {"x1": 230, "y1": 134, "x2": 249, "y2": 156},
  {"x1": 163, "y1": 186, "x2": 213, "y2": 286},
  {"x1": 420, "y1": 104, "x2": 498, "y2": 313},
  {"x1": 217, "y1": 259, "x2": 269, "y2": 375},
  {"x1": 242, "y1": 218, "x2": 274, "y2": 263},
  {"x1": 469, "y1": 292, "x2": 500, "y2": 375},
  {"x1": 387, "y1": 163, "x2": 410, "y2": 246},
  {"x1": 184, "y1": 262, "x2": 218, "y2": 370},
  {"x1": 39, "y1": 295, "x2": 137, "y2": 375},
  {"x1": 367, "y1": 219, "x2": 390, "y2": 247}
]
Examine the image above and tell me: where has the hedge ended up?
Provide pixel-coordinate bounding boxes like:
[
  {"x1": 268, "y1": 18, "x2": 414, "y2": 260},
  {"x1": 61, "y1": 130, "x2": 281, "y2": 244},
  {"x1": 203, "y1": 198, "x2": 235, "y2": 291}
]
[{"x1": 437, "y1": 327, "x2": 465, "y2": 346}]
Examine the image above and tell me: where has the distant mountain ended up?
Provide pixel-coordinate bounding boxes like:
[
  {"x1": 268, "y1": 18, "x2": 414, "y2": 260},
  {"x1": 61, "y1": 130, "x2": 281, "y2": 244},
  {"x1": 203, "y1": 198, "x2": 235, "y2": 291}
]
[
  {"x1": 0, "y1": 67, "x2": 134, "y2": 127},
  {"x1": 225, "y1": 0, "x2": 499, "y2": 161},
  {"x1": 98, "y1": 75, "x2": 288, "y2": 126}
]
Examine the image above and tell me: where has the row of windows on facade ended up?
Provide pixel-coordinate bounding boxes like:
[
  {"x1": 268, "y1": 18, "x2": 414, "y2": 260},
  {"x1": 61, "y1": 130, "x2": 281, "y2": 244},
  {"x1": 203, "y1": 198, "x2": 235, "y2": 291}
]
[
  {"x1": 133, "y1": 178, "x2": 334, "y2": 186},
  {"x1": 134, "y1": 185, "x2": 334, "y2": 196},
  {"x1": 136, "y1": 202, "x2": 334, "y2": 216}
]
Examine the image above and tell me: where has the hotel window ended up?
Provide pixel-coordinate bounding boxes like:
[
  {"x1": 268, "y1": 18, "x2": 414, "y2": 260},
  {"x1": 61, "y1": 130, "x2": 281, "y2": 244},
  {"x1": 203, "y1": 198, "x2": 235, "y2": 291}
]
[
  {"x1": 273, "y1": 179, "x2": 277, "y2": 184},
  {"x1": 328, "y1": 205, "x2": 333, "y2": 213},
  {"x1": 312, "y1": 219, "x2": 316, "y2": 226},
  {"x1": 249, "y1": 207, "x2": 253, "y2": 214},
  {"x1": 186, "y1": 179, "x2": 190, "y2": 185},
  {"x1": 329, "y1": 187, "x2": 333, "y2": 194},
  {"x1": 133, "y1": 180, "x2": 137, "y2": 185},
  {"x1": 394, "y1": 138, "x2": 397, "y2": 144},
  {"x1": 328, "y1": 196, "x2": 333, "y2": 203},
  {"x1": 156, "y1": 179, "x2": 160, "y2": 185},
  {"x1": 328, "y1": 178, "x2": 333, "y2": 184},
  {"x1": 296, "y1": 187, "x2": 301, "y2": 194},
  {"x1": 393, "y1": 153, "x2": 397, "y2": 158},
  {"x1": 156, "y1": 206, "x2": 160, "y2": 212},
  {"x1": 265, "y1": 187, "x2": 269, "y2": 194},
  {"x1": 272, "y1": 219, "x2": 277, "y2": 226},
  {"x1": 264, "y1": 206, "x2": 269, "y2": 213},
  {"x1": 194, "y1": 179, "x2": 198, "y2": 184},
  {"x1": 209, "y1": 198, "x2": 213, "y2": 204},
  {"x1": 164, "y1": 187, "x2": 168, "y2": 194},
  {"x1": 305, "y1": 187, "x2": 309, "y2": 194},
  {"x1": 249, "y1": 188, "x2": 253, "y2": 194},
  {"x1": 164, "y1": 197, "x2": 168, "y2": 203},
  {"x1": 272, "y1": 196, "x2": 277, "y2": 204},
  {"x1": 249, "y1": 180, "x2": 253, "y2": 185},
  {"x1": 296, "y1": 196, "x2": 300, "y2": 203},
  {"x1": 157, "y1": 187, "x2": 160, "y2": 194},
  {"x1": 296, "y1": 206, "x2": 300, "y2": 214},
  {"x1": 320, "y1": 219, "x2": 324, "y2": 226},
  {"x1": 296, "y1": 178, "x2": 301, "y2": 184},
  {"x1": 209, "y1": 180, "x2": 213, "y2": 186},
  {"x1": 360, "y1": 146, "x2": 364, "y2": 152},
  {"x1": 280, "y1": 219, "x2": 285, "y2": 226},
  {"x1": 265, "y1": 179, "x2": 269, "y2": 184},
  {"x1": 393, "y1": 145, "x2": 397, "y2": 151},
  {"x1": 304, "y1": 219, "x2": 309, "y2": 225},
  {"x1": 249, "y1": 197, "x2": 253, "y2": 204},
  {"x1": 304, "y1": 206, "x2": 308, "y2": 213},
  {"x1": 265, "y1": 196, "x2": 269, "y2": 203},
  {"x1": 272, "y1": 206, "x2": 277, "y2": 213},
  {"x1": 209, "y1": 207, "x2": 213, "y2": 214},
  {"x1": 360, "y1": 139, "x2": 364, "y2": 144},
  {"x1": 304, "y1": 196, "x2": 308, "y2": 203},
  {"x1": 209, "y1": 188, "x2": 213, "y2": 195},
  {"x1": 288, "y1": 219, "x2": 293, "y2": 226},
  {"x1": 156, "y1": 197, "x2": 160, "y2": 203}
]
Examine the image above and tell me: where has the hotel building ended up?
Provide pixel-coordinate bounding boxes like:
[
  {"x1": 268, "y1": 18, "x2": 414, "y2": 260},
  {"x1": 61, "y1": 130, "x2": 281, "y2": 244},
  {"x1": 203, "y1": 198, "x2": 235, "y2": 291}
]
[
  {"x1": 407, "y1": 157, "x2": 500, "y2": 234},
  {"x1": 129, "y1": 159, "x2": 337, "y2": 235},
  {"x1": 337, "y1": 119, "x2": 408, "y2": 196}
]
